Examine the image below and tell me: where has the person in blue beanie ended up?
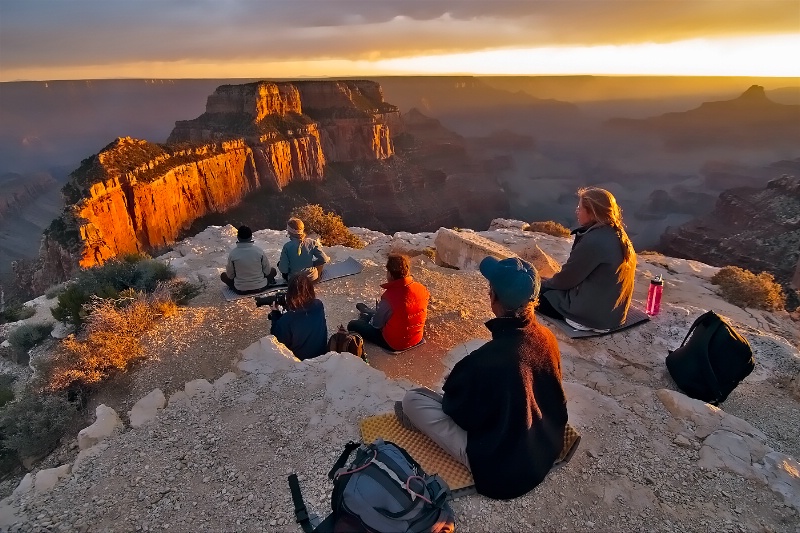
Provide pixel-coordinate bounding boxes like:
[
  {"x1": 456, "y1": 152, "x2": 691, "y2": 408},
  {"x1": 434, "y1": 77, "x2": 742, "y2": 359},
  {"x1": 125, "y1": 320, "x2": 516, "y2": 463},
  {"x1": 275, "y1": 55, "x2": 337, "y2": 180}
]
[{"x1": 397, "y1": 256, "x2": 576, "y2": 500}]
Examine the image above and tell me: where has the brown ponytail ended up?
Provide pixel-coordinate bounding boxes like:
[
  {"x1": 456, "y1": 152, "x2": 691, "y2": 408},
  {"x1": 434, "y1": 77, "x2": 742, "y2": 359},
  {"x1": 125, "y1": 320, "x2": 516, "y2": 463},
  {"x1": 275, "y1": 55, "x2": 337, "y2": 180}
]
[{"x1": 577, "y1": 187, "x2": 637, "y2": 310}]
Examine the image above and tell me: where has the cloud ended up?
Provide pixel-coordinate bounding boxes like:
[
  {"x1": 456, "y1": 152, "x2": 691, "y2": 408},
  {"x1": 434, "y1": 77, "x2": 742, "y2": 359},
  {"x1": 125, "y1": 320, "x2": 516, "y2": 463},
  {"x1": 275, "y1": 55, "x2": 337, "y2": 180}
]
[{"x1": 0, "y1": 0, "x2": 797, "y2": 75}]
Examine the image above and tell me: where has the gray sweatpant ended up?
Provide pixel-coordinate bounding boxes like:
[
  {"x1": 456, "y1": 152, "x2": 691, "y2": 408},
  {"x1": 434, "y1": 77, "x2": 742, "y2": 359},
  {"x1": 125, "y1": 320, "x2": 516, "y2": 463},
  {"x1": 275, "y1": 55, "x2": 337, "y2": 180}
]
[{"x1": 401, "y1": 387, "x2": 471, "y2": 470}]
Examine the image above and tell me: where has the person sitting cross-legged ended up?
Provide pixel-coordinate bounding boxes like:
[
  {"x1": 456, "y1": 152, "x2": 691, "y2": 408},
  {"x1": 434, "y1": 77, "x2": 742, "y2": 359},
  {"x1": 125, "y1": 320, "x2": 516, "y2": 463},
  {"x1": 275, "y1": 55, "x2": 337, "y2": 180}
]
[
  {"x1": 278, "y1": 217, "x2": 330, "y2": 283},
  {"x1": 348, "y1": 253, "x2": 429, "y2": 352},
  {"x1": 267, "y1": 274, "x2": 328, "y2": 361},
  {"x1": 397, "y1": 256, "x2": 572, "y2": 500},
  {"x1": 220, "y1": 225, "x2": 277, "y2": 295}
]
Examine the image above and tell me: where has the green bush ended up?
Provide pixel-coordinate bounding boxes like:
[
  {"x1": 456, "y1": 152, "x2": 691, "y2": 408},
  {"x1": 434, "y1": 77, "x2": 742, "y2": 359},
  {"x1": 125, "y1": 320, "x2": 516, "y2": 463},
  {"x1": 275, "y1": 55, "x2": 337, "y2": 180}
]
[
  {"x1": 525, "y1": 221, "x2": 571, "y2": 238},
  {"x1": 8, "y1": 323, "x2": 53, "y2": 356},
  {"x1": 168, "y1": 279, "x2": 202, "y2": 305},
  {"x1": 0, "y1": 392, "x2": 75, "y2": 459},
  {"x1": 291, "y1": 204, "x2": 365, "y2": 249},
  {"x1": 0, "y1": 375, "x2": 15, "y2": 408},
  {"x1": 51, "y1": 254, "x2": 176, "y2": 328},
  {"x1": 711, "y1": 266, "x2": 786, "y2": 311},
  {"x1": 44, "y1": 285, "x2": 66, "y2": 300},
  {"x1": 0, "y1": 303, "x2": 35, "y2": 324}
]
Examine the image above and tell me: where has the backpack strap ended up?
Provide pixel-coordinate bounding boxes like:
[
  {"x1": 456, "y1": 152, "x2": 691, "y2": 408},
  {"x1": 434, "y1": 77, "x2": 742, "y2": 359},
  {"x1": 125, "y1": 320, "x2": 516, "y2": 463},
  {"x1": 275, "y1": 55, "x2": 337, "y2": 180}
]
[
  {"x1": 327, "y1": 441, "x2": 361, "y2": 480},
  {"x1": 288, "y1": 473, "x2": 315, "y2": 533},
  {"x1": 675, "y1": 311, "x2": 715, "y2": 350}
]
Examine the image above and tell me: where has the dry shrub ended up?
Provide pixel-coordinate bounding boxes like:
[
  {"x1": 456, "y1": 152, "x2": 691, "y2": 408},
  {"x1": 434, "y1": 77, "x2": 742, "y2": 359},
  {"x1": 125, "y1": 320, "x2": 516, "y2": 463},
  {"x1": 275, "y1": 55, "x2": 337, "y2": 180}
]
[
  {"x1": 525, "y1": 221, "x2": 571, "y2": 238},
  {"x1": 45, "y1": 285, "x2": 175, "y2": 392},
  {"x1": 711, "y1": 266, "x2": 786, "y2": 311},
  {"x1": 291, "y1": 204, "x2": 365, "y2": 248}
]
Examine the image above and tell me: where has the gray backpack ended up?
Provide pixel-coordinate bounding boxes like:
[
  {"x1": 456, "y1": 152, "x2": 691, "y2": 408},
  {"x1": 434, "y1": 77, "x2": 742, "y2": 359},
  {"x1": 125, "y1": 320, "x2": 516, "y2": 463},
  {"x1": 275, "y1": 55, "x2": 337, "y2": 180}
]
[{"x1": 289, "y1": 439, "x2": 455, "y2": 533}]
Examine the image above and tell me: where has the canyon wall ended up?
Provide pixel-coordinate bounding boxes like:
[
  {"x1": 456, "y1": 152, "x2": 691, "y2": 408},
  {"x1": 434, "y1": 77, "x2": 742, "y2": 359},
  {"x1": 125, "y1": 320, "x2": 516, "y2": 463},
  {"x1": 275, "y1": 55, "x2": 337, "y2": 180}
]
[
  {"x1": 28, "y1": 81, "x2": 397, "y2": 292},
  {"x1": 660, "y1": 175, "x2": 800, "y2": 285}
]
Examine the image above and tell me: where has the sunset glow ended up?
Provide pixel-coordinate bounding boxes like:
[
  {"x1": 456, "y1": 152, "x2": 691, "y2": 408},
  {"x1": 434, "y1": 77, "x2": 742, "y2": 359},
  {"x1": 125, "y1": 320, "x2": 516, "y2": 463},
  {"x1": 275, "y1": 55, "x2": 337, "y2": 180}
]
[
  {"x1": 2, "y1": 0, "x2": 799, "y2": 81},
  {"x1": 375, "y1": 35, "x2": 800, "y2": 77}
]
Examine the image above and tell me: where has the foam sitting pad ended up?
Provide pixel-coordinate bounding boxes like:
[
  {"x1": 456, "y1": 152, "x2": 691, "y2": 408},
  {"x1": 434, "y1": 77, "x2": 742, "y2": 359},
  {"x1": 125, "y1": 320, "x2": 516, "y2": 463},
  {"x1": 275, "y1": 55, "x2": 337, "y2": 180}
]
[
  {"x1": 221, "y1": 256, "x2": 363, "y2": 301},
  {"x1": 360, "y1": 413, "x2": 475, "y2": 494},
  {"x1": 383, "y1": 338, "x2": 426, "y2": 355},
  {"x1": 537, "y1": 306, "x2": 650, "y2": 339}
]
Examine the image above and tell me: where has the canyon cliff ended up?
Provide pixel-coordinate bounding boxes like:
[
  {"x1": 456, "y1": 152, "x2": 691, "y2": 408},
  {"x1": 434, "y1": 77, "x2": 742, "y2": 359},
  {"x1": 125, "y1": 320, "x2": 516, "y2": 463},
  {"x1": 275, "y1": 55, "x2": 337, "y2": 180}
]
[
  {"x1": 24, "y1": 80, "x2": 508, "y2": 293},
  {"x1": 659, "y1": 175, "x2": 800, "y2": 287}
]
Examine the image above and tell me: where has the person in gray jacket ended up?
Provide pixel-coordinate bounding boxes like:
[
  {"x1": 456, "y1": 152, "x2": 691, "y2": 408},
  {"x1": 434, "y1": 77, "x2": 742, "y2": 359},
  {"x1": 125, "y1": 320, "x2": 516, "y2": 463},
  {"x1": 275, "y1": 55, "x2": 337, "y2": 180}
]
[
  {"x1": 538, "y1": 187, "x2": 637, "y2": 332},
  {"x1": 220, "y1": 226, "x2": 277, "y2": 294},
  {"x1": 278, "y1": 217, "x2": 330, "y2": 283}
]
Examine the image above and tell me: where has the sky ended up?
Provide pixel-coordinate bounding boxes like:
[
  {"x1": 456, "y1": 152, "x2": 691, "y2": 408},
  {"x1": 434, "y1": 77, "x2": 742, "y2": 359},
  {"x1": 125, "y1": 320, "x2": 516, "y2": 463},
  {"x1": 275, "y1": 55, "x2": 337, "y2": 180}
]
[{"x1": 1, "y1": 0, "x2": 799, "y2": 81}]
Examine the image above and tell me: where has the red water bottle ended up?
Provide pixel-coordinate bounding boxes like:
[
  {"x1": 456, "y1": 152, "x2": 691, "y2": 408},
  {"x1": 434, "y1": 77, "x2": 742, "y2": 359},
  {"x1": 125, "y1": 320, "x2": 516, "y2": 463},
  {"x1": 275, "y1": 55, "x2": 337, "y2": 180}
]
[{"x1": 646, "y1": 274, "x2": 664, "y2": 316}]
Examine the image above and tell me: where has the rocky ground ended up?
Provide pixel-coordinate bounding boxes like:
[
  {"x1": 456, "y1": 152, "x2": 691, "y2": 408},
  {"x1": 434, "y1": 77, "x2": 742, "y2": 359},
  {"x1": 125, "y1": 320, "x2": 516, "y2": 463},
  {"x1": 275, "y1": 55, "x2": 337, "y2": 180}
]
[{"x1": 1, "y1": 223, "x2": 799, "y2": 532}]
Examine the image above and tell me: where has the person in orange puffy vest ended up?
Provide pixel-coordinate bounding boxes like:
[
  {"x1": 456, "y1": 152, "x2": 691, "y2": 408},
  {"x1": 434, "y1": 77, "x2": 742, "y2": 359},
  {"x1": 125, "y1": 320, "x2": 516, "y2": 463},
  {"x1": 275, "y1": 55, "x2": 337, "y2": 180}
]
[{"x1": 348, "y1": 254, "x2": 430, "y2": 352}]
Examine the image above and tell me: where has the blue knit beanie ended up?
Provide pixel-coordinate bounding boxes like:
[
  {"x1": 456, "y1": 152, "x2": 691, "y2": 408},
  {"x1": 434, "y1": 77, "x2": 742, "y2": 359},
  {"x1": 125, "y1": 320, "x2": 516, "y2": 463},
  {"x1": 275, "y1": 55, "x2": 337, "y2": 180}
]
[{"x1": 479, "y1": 256, "x2": 540, "y2": 309}]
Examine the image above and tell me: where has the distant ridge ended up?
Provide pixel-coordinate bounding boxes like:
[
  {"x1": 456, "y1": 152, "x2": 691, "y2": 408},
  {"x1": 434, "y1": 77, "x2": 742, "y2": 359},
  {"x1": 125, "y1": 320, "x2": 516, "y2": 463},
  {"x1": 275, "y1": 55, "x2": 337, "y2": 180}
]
[{"x1": 604, "y1": 85, "x2": 800, "y2": 150}]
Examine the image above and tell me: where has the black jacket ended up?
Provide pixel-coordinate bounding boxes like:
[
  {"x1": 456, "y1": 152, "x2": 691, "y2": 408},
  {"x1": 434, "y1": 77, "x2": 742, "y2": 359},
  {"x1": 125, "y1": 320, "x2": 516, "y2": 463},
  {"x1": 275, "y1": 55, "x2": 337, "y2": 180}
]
[{"x1": 442, "y1": 315, "x2": 568, "y2": 499}]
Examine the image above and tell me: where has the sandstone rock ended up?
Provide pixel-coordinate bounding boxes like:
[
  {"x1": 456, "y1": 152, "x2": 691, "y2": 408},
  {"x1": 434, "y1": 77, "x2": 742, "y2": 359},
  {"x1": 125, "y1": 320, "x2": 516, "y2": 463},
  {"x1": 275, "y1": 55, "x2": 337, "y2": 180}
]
[
  {"x1": 698, "y1": 430, "x2": 763, "y2": 482},
  {"x1": 12, "y1": 473, "x2": 33, "y2": 497},
  {"x1": 673, "y1": 435, "x2": 693, "y2": 448},
  {"x1": 168, "y1": 390, "x2": 190, "y2": 407},
  {"x1": 488, "y1": 219, "x2": 530, "y2": 231},
  {"x1": 184, "y1": 379, "x2": 214, "y2": 398},
  {"x1": 213, "y1": 372, "x2": 238, "y2": 392},
  {"x1": 433, "y1": 227, "x2": 514, "y2": 270},
  {"x1": 77, "y1": 405, "x2": 123, "y2": 450},
  {"x1": 0, "y1": 499, "x2": 18, "y2": 529},
  {"x1": 72, "y1": 444, "x2": 107, "y2": 472},
  {"x1": 33, "y1": 464, "x2": 71, "y2": 493},
  {"x1": 128, "y1": 389, "x2": 166, "y2": 427},
  {"x1": 518, "y1": 243, "x2": 561, "y2": 279},
  {"x1": 760, "y1": 451, "x2": 800, "y2": 511}
]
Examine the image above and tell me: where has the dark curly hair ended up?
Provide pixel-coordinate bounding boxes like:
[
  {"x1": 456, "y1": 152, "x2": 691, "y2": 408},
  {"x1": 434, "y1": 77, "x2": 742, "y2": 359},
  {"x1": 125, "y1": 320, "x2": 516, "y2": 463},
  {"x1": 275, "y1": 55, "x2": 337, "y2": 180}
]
[
  {"x1": 386, "y1": 254, "x2": 410, "y2": 280},
  {"x1": 285, "y1": 274, "x2": 316, "y2": 311}
]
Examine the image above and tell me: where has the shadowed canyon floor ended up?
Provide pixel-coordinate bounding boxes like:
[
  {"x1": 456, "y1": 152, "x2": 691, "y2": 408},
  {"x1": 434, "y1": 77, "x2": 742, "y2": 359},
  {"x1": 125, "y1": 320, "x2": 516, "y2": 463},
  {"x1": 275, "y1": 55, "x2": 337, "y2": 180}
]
[{"x1": 1, "y1": 223, "x2": 798, "y2": 532}]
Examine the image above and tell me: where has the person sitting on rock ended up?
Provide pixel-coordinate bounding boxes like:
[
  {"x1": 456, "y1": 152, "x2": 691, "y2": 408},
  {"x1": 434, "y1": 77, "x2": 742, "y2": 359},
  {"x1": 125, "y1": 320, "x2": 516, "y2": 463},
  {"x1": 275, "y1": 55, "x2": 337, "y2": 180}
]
[
  {"x1": 348, "y1": 253, "x2": 429, "y2": 352},
  {"x1": 268, "y1": 274, "x2": 328, "y2": 361},
  {"x1": 220, "y1": 225, "x2": 277, "y2": 294},
  {"x1": 538, "y1": 187, "x2": 637, "y2": 333},
  {"x1": 396, "y1": 256, "x2": 575, "y2": 500},
  {"x1": 278, "y1": 217, "x2": 330, "y2": 283}
]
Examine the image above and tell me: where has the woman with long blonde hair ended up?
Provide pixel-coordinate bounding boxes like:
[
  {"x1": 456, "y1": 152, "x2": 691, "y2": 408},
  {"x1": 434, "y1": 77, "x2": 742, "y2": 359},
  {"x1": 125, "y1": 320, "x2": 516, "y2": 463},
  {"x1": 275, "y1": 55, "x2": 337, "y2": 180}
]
[{"x1": 538, "y1": 187, "x2": 637, "y2": 332}]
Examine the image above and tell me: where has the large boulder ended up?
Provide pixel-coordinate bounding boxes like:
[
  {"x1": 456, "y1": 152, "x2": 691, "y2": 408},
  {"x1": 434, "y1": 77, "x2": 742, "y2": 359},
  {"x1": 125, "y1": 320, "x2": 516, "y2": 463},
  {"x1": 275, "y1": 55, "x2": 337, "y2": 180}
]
[
  {"x1": 77, "y1": 405, "x2": 123, "y2": 450},
  {"x1": 434, "y1": 228, "x2": 514, "y2": 270},
  {"x1": 128, "y1": 389, "x2": 166, "y2": 428},
  {"x1": 518, "y1": 243, "x2": 562, "y2": 279},
  {"x1": 33, "y1": 464, "x2": 71, "y2": 493}
]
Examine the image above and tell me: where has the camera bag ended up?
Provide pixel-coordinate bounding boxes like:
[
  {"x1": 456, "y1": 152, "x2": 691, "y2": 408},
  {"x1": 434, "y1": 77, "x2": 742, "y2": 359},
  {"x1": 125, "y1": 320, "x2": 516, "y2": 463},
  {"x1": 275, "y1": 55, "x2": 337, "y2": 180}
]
[{"x1": 327, "y1": 325, "x2": 367, "y2": 363}]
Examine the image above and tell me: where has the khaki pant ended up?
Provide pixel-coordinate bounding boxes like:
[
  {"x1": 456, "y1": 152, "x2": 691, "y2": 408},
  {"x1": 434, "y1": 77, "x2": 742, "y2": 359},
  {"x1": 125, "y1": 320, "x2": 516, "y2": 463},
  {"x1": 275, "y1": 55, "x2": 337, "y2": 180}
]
[{"x1": 401, "y1": 388, "x2": 471, "y2": 470}]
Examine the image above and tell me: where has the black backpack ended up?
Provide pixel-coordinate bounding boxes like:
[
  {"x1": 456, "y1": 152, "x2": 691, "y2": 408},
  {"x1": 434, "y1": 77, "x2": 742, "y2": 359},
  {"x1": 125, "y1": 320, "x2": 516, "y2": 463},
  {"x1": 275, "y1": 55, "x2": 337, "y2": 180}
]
[
  {"x1": 289, "y1": 439, "x2": 455, "y2": 533},
  {"x1": 328, "y1": 325, "x2": 367, "y2": 363},
  {"x1": 666, "y1": 310, "x2": 754, "y2": 405}
]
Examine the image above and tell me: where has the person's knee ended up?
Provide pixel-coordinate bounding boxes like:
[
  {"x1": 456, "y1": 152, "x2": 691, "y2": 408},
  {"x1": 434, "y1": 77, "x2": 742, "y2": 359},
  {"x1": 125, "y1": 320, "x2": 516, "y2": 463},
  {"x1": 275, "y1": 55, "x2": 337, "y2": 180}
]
[{"x1": 401, "y1": 388, "x2": 428, "y2": 416}]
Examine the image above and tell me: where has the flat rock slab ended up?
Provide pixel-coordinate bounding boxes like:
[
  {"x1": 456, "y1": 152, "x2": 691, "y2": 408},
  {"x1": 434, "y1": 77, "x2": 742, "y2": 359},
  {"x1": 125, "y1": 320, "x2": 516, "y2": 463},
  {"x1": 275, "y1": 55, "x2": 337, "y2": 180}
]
[{"x1": 77, "y1": 405, "x2": 123, "y2": 450}]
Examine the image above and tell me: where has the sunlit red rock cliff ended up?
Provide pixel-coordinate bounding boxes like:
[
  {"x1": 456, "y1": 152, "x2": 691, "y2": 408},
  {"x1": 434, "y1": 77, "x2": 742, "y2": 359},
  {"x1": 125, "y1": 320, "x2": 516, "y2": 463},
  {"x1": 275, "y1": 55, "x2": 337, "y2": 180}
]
[{"x1": 23, "y1": 80, "x2": 508, "y2": 292}]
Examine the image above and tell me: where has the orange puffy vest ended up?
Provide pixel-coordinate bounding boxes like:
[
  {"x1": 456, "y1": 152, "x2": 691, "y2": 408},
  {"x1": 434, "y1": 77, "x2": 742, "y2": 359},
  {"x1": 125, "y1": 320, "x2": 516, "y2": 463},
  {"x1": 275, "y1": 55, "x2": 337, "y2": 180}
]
[{"x1": 380, "y1": 276, "x2": 430, "y2": 350}]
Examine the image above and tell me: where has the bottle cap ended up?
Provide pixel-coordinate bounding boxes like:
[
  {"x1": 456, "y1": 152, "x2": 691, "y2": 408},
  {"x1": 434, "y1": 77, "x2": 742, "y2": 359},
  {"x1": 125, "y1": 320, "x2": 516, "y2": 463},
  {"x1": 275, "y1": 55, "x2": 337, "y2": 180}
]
[{"x1": 650, "y1": 274, "x2": 663, "y2": 286}]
